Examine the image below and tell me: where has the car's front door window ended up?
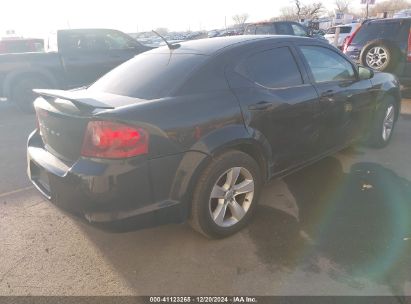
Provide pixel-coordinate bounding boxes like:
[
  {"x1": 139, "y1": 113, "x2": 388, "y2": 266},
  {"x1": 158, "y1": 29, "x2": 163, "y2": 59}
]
[{"x1": 300, "y1": 45, "x2": 356, "y2": 82}]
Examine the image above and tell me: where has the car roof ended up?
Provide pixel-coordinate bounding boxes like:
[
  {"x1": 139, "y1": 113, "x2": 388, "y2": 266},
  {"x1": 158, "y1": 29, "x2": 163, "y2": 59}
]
[
  {"x1": 148, "y1": 35, "x2": 312, "y2": 56},
  {"x1": 366, "y1": 17, "x2": 411, "y2": 23}
]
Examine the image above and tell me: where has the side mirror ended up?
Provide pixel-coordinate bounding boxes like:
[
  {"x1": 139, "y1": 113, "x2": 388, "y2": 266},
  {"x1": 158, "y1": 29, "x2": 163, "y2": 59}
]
[{"x1": 358, "y1": 66, "x2": 374, "y2": 80}]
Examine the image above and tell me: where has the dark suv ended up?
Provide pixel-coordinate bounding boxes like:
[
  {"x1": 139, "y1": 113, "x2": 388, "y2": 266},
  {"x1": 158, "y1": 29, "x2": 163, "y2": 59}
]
[{"x1": 343, "y1": 18, "x2": 411, "y2": 85}]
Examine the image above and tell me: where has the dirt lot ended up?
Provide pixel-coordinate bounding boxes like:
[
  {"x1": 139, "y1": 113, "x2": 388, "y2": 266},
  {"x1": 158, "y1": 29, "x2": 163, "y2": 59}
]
[{"x1": 0, "y1": 99, "x2": 410, "y2": 296}]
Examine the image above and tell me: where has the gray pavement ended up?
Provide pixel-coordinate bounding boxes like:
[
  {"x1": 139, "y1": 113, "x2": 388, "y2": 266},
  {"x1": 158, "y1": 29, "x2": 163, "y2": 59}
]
[{"x1": 0, "y1": 99, "x2": 410, "y2": 296}]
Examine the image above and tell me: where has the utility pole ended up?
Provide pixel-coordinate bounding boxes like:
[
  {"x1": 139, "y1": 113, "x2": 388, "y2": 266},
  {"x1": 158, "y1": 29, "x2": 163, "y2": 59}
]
[{"x1": 366, "y1": 1, "x2": 369, "y2": 19}]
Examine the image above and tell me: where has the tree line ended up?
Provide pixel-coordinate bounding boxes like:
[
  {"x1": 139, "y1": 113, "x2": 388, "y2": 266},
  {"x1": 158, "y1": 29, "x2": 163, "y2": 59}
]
[{"x1": 232, "y1": 0, "x2": 411, "y2": 26}]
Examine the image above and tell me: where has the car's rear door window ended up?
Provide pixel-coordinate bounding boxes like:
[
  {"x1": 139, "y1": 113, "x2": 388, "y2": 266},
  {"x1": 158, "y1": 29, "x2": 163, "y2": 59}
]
[
  {"x1": 255, "y1": 24, "x2": 275, "y2": 35},
  {"x1": 327, "y1": 26, "x2": 352, "y2": 35},
  {"x1": 300, "y1": 45, "x2": 356, "y2": 82},
  {"x1": 241, "y1": 47, "x2": 303, "y2": 88},
  {"x1": 339, "y1": 26, "x2": 352, "y2": 34},
  {"x1": 352, "y1": 21, "x2": 401, "y2": 44}
]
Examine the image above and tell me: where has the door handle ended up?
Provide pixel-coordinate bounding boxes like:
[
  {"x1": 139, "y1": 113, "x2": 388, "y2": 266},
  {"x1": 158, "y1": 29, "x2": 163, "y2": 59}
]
[
  {"x1": 248, "y1": 101, "x2": 272, "y2": 111},
  {"x1": 320, "y1": 89, "x2": 334, "y2": 97},
  {"x1": 320, "y1": 90, "x2": 335, "y2": 103}
]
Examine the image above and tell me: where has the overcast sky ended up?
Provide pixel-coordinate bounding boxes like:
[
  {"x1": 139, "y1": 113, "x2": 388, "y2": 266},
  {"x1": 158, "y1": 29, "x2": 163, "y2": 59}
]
[{"x1": 1, "y1": 0, "x2": 365, "y2": 37}]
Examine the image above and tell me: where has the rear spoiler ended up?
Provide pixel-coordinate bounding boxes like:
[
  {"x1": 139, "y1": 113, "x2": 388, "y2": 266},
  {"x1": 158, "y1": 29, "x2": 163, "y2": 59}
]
[{"x1": 33, "y1": 89, "x2": 115, "y2": 110}]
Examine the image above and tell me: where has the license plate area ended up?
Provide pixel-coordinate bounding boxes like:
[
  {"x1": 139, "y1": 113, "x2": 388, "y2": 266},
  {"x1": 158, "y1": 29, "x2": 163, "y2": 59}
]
[{"x1": 30, "y1": 161, "x2": 51, "y2": 199}]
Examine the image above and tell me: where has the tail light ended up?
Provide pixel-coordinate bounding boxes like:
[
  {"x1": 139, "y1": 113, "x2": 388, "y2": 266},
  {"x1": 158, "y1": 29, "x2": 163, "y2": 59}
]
[
  {"x1": 343, "y1": 25, "x2": 361, "y2": 53},
  {"x1": 342, "y1": 36, "x2": 349, "y2": 48},
  {"x1": 81, "y1": 121, "x2": 148, "y2": 159},
  {"x1": 407, "y1": 28, "x2": 411, "y2": 62}
]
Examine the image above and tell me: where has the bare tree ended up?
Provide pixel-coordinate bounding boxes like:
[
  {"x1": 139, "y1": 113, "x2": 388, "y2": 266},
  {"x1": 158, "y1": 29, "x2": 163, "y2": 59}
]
[
  {"x1": 335, "y1": 0, "x2": 351, "y2": 13},
  {"x1": 232, "y1": 13, "x2": 250, "y2": 26},
  {"x1": 295, "y1": 0, "x2": 302, "y2": 20},
  {"x1": 369, "y1": 0, "x2": 411, "y2": 16},
  {"x1": 276, "y1": 0, "x2": 324, "y2": 21},
  {"x1": 303, "y1": 2, "x2": 324, "y2": 19},
  {"x1": 277, "y1": 6, "x2": 299, "y2": 21}
]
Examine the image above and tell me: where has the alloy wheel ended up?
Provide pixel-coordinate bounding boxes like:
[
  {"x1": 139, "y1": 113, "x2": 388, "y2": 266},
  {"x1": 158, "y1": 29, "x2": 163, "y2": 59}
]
[
  {"x1": 382, "y1": 105, "x2": 394, "y2": 141},
  {"x1": 209, "y1": 167, "x2": 254, "y2": 228},
  {"x1": 366, "y1": 46, "x2": 388, "y2": 70}
]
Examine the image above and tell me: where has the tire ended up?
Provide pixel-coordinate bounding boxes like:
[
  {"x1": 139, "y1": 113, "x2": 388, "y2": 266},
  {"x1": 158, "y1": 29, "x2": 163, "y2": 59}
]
[
  {"x1": 189, "y1": 150, "x2": 262, "y2": 239},
  {"x1": 360, "y1": 40, "x2": 399, "y2": 72},
  {"x1": 368, "y1": 97, "x2": 397, "y2": 148},
  {"x1": 10, "y1": 77, "x2": 51, "y2": 113}
]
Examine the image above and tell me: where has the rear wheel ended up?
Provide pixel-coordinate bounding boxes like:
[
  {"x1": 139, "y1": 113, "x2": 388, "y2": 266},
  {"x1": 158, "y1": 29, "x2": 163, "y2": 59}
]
[
  {"x1": 360, "y1": 40, "x2": 398, "y2": 72},
  {"x1": 10, "y1": 77, "x2": 51, "y2": 113},
  {"x1": 368, "y1": 97, "x2": 397, "y2": 148},
  {"x1": 189, "y1": 150, "x2": 262, "y2": 239}
]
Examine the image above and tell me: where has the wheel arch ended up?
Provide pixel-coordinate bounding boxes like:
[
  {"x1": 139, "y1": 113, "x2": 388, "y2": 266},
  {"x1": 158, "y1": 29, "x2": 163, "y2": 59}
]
[
  {"x1": 3, "y1": 67, "x2": 58, "y2": 99},
  {"x1": 387, "y1": 88, "x2": 401, "y2": 121},
  {"x1": 170, "y1": 125, "x2": 273, "y2": 219},
  {"x1": 375, "y1": 86, "x2": 401, "y2": 121}
]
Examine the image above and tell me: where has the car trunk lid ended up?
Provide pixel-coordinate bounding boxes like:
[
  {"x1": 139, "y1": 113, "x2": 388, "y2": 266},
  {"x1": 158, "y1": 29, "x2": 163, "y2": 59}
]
[{"x1": 34, "y1": 89, "x2": 148, "y2": 161}]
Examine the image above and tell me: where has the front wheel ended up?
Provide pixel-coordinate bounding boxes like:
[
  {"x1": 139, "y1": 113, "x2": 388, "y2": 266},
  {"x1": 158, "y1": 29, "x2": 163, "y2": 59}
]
[
  {"x1": 368, "y1": 97, "x2": 397, "y2": 148},
  {"x1": 189, "y1": 150, "x2": 262, "y2": 239}
]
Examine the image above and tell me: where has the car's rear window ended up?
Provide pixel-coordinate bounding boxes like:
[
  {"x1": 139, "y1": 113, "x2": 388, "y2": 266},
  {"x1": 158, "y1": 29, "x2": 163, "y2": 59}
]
[
  {"x1": 352, "y1": 21, "x2": 401, "y2": 44},
  {"x1": 327, "y1": 26, "x2": 352, "y2": 34},
  {"x1": 89, "y1": 53, "x2": 208, "y2": 99}
]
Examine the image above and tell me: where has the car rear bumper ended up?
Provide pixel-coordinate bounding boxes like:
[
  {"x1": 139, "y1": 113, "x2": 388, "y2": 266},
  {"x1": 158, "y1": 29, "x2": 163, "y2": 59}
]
[{"x1": 27, "y1": 130, "x2": 182, "y2": 223}]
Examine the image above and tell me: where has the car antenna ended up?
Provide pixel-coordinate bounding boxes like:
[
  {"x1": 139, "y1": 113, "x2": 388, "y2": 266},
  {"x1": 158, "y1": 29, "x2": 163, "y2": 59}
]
[{"x1": 152, "y1": 30, "x2": 180, "y2": 50}]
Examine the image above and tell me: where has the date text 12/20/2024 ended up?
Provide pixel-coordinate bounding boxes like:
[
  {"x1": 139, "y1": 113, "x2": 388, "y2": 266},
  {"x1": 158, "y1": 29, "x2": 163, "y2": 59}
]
[{"x1": 149, "y1": 297, "x2": 258, "y2": 303}]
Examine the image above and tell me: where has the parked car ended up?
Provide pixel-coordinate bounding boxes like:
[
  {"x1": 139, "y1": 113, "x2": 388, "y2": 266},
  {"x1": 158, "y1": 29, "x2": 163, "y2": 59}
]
[
  {"x1": 343, "y1": 18, "x2": 411, "y2": 85},
  {"x1": 244, "y1": 21, "x2": 327, "y2": 41},
  {"x1": 0, "y1": 38, "x2": 44, "y2": 54},
  {"x1": 0, "y1": 28, "x2": 150, "y2": 111},
  {"x1": 28, "y1": 36, "x2": 400, "y2": 239},
  {"x1": 208, "y1": 30, "x2": 220, "y2": 38},
  {"x1": 324, "y1": 23, "x2": 360, "y2": 49}
]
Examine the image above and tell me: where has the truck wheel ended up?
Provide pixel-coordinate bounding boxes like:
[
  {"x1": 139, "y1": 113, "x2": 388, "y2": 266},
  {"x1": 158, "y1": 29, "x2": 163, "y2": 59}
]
[
  {"x1": 360, "y1": 40, "x2": 398, "y2": 72},
  {"x1": 368, "y1": 97, "x2": 397, "y2": 148},
  {"x1": 10, "y1": 77, "x2": 51, "y2": 113},
  {"x1": 189, "y1": 150, "x2": 262, "y2": 239}
]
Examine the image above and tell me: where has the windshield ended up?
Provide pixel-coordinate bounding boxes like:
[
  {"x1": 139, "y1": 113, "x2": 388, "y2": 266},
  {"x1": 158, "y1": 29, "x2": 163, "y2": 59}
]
[{"x1": 89, "y1": 52, "x2": 208, "y2": 99}]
